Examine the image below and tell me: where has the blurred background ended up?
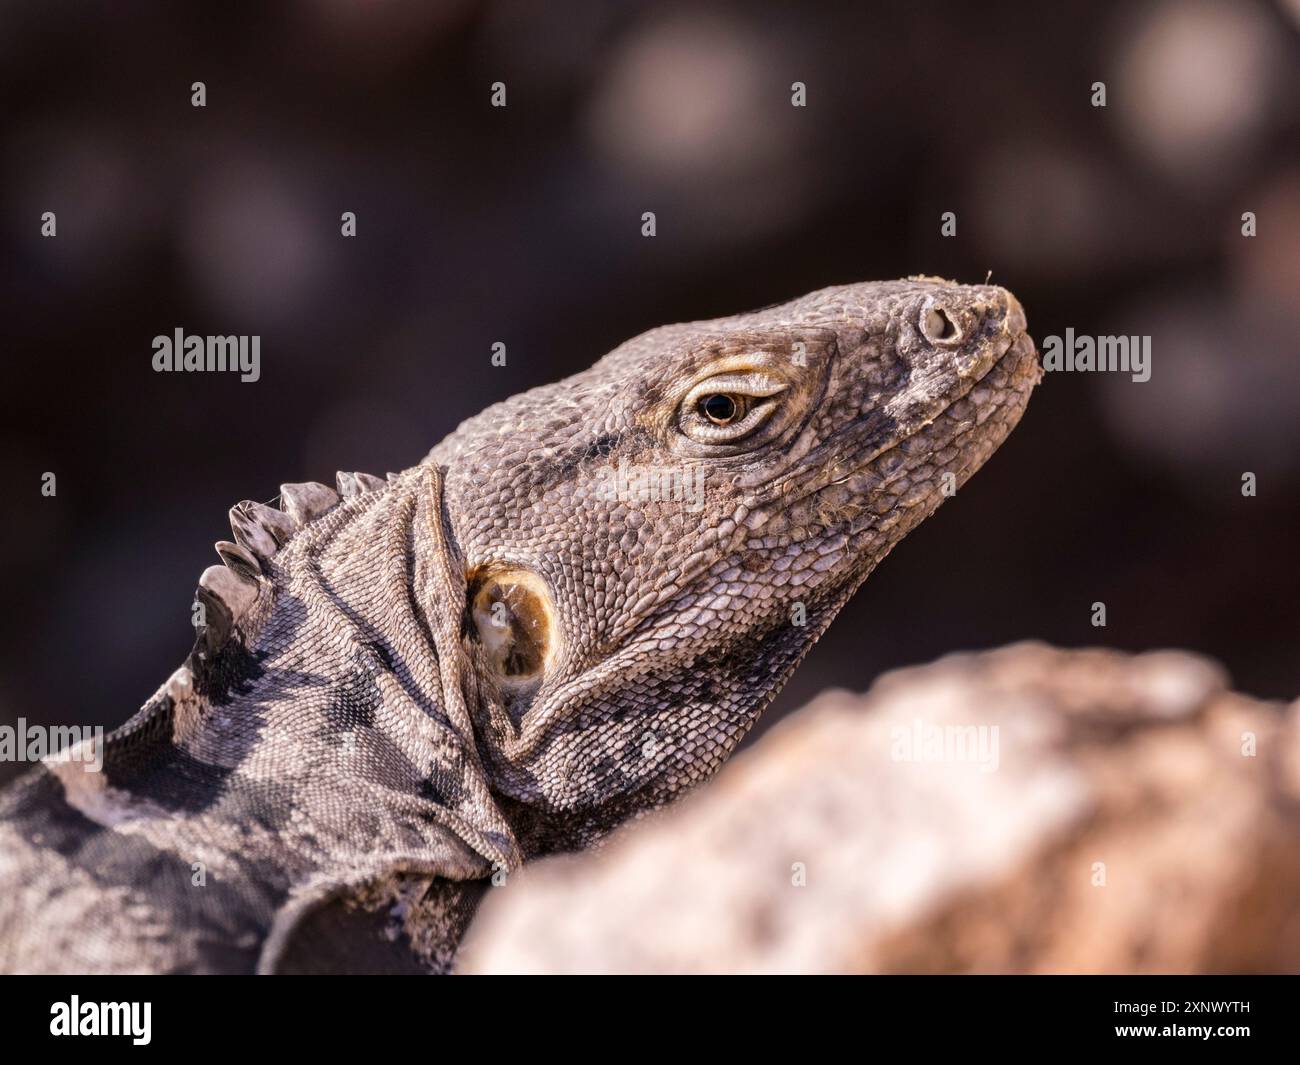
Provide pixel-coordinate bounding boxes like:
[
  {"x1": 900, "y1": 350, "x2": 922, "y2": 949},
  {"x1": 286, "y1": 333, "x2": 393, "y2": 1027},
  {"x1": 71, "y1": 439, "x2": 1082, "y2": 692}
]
[{"x1": 1, "y1": 0, "x2": 1297, "y2": 782}]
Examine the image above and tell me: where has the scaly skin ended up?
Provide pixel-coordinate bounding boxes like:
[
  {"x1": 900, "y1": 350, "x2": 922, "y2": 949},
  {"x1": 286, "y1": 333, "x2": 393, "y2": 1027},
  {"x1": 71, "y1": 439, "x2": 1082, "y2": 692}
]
[{"x1": 0, "y1": 278, "x2": 1039, "y2": 973}]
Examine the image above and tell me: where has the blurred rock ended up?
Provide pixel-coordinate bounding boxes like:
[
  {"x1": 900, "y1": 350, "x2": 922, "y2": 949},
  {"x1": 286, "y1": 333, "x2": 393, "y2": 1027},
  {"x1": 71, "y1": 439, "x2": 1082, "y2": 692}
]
[
  {"x1": 1111, "y1": 0, "x2": 1285, "y2": 190},
  {"x1": 1095, "y1": 293, "x2": 1300, "y2": 494},
  {"x1": 586, "y1": 11, "x2": 789, "y2": 181},
  {"x1": 181, "y1": 156, "x2": 334, "y2": 329},
  {"x1": 6, "y1": 123, "x2": 152, "y2": 283},
  {"x1": 293, "y1": 0, "x2": 470, "y2": 76},
  {"x1": 459, "y1": 644, "x2": 1300, "y2": 973},
  {"x1": 582, "y1": 9, "x2": 813, "y2": 243},
  {"x1": 1229, "y1": 166, "x2": 1300, "y2": 326}
]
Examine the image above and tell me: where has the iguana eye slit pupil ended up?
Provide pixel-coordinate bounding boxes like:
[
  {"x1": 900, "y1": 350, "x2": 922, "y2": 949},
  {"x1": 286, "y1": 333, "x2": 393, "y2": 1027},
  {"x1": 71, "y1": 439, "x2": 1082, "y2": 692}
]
[{"x1": 700, "y1": 393, "x2": 741, "y2": 424}]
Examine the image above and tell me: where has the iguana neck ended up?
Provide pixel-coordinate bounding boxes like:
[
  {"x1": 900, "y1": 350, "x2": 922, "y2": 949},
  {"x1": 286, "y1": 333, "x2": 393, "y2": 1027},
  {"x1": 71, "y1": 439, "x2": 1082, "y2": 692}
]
[{"x1": 40, "y1": 465, "x2": 518, "y2": 971}]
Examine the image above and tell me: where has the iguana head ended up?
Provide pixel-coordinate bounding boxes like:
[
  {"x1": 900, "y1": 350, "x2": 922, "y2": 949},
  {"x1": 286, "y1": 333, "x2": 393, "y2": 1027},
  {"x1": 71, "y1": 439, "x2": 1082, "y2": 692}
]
[{"x1": 431, "y1": 277, "x2": 1039, "y2": 846}]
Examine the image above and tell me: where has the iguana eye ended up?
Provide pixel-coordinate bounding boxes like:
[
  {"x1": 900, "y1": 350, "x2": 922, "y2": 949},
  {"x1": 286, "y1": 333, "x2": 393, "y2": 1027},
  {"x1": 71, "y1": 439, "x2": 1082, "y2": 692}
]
[
  {"x1": 679, "y1": 372, "x2": 788, "y2": 445},
  {"x1": 699, "y1": 393, "x2": 745, "y2": 424}
]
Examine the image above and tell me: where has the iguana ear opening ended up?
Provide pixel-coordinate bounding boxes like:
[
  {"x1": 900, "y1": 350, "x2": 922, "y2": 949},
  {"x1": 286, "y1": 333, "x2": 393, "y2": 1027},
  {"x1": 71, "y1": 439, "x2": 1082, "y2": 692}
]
[{"x1": 468, "y1": 568, "x2": 558, "y2": 686}]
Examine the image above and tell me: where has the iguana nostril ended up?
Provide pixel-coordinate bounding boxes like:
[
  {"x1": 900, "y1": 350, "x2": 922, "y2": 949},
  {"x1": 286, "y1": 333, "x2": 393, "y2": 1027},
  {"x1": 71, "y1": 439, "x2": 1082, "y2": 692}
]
[
  {"x1": 921, "y1": 305, "x2": 960, "y2": 343},
  {"x1": 925, "y1": 308, "x2": 956, "y2": 340}
]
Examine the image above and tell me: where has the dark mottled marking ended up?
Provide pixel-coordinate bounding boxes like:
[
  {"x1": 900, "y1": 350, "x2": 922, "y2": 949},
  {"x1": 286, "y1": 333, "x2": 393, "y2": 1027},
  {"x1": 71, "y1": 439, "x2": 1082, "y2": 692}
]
[
  {"x1": 0, "y1": 768, "x2": 107, "y2": 854},
  {"x1": 325, "y1": 665, "x2": 381, "y2": 731},
  {"x1": 582, "y1": 433, "x2": 622, "y2": 460},
  {"x1": 101, "y1": 744, "x2": 234, "y2": 816}
]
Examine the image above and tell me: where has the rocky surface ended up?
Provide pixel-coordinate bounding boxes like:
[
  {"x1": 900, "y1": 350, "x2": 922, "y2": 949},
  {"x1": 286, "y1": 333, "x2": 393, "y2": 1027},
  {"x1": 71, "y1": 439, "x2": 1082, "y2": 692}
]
[{"x1": 459, "y1": 643, "x2": 1300, "y2": 973}]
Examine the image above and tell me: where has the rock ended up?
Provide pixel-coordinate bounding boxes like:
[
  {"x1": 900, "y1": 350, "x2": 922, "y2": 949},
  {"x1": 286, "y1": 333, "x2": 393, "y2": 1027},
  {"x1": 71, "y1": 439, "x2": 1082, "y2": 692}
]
[{"x1": 459, "y1": 642, "x2": 1300, "y2": 973}]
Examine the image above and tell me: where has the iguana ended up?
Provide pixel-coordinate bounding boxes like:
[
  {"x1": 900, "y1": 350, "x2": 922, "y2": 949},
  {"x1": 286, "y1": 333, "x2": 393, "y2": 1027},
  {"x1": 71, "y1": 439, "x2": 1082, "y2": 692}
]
[{"x1": 0, "y1": 277, "x2": 1040, "y2": 973}]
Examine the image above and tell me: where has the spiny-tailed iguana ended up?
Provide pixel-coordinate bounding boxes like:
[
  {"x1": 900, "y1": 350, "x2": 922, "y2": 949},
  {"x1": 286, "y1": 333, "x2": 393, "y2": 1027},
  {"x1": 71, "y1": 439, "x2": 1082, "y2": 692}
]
[{"x1": 0, "y1": 278, "x2": 1040, "y2": 973}]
